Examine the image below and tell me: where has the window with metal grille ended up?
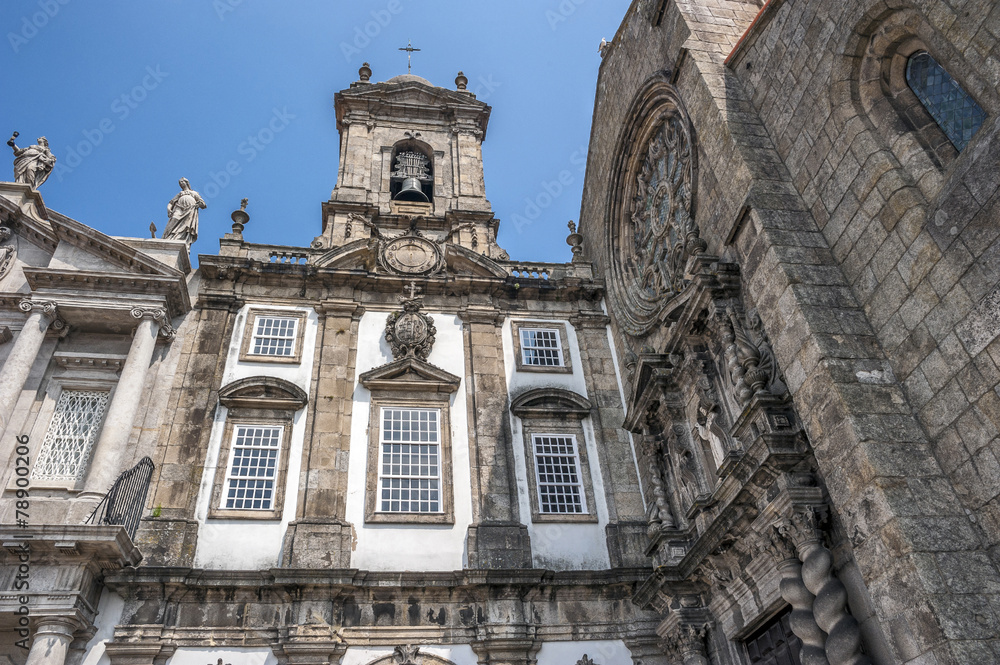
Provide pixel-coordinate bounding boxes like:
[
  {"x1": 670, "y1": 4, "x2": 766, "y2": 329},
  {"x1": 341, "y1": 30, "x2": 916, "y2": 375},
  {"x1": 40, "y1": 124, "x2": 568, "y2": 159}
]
[
  {"x1": 519, "y1": 328, "x2": 564, "y2": 367},
  {"x1": 223, "y1": 425, "x2": 282, "y2": 510},
  {"x1": 906, "y1": 51, "x2": 986, "y2": 152},
  {"x1": 32, "y1": 390, "x2": 110, "y2": 481},
  {"x1": 532, "y1": 434, "x2": 586, "y2": 514},
  {"x1": 378, "y1": 408, "x2": 441, "y2": 513},
  {"x1": 250, "y1": 316, "x2": 298, "y2": 356}
]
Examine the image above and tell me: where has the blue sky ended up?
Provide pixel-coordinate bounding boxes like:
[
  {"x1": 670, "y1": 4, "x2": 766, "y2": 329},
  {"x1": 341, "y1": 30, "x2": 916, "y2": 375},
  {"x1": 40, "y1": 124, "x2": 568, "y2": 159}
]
[{"x1": 1, "y1": 0, "x2": 631, "y2": 265}]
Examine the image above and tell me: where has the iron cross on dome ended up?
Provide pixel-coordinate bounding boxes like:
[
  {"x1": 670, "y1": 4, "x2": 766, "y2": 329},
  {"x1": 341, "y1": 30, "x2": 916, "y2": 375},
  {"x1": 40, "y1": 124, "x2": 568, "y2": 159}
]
[{"x1": 399, "y1": 40, "x2": 420, "y2": 74}]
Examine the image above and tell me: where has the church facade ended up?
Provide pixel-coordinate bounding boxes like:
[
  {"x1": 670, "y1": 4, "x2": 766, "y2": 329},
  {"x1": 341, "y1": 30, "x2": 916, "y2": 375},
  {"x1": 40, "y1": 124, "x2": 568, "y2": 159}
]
[{"x1": 1, "y1": 0, "x2": 999, "y2": 664}]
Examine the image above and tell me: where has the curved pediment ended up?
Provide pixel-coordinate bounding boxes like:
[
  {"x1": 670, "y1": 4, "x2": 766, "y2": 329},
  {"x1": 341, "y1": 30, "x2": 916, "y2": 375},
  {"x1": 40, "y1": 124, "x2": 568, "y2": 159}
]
[
  {"x1": 443, "y1": 243, "x2": 509, "y2": 279},
  {"x1": 218, "y1": 376, "x2": 308, "y2": 410},
  {"x1": 510, "y1": 387, "x2": 592, "y2": 419},
  {"x1": 312, "y1": 239, "x2": 375, "y2": 270}
]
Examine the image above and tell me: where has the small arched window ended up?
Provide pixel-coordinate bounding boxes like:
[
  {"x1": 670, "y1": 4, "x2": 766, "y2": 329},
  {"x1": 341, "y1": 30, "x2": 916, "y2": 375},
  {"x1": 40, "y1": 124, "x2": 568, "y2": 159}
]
[{"x1": 906, "y1": 51, "x2": 986, "y2": 151}]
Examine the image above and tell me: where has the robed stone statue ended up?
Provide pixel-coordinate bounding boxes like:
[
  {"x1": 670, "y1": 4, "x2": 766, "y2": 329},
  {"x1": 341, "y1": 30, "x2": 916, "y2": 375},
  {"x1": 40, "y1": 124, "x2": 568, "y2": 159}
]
[
  {"x1": 8, "y1": 133, "x2": 56, "y2": 189},
  {"x1": 163, "y1": 178, "x2": 206, "y2": 245}
]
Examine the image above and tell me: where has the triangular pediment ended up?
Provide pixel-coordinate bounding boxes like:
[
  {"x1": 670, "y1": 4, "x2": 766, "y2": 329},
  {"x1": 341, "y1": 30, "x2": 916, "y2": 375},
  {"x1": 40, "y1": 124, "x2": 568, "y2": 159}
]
[{"x1": 359, "y1": 356, "x2": 461, "y2": 394}]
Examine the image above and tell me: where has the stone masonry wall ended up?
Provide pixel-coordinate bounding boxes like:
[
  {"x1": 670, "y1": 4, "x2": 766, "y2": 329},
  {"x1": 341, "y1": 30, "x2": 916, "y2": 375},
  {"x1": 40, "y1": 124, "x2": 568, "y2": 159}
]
[{"x1": 579, "y1": 0, "x2": 1000, "y2": 661}]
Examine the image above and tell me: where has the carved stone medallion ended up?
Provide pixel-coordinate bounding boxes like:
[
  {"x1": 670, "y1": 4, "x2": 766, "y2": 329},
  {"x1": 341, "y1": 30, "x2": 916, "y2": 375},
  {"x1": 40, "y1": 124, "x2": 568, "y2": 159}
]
[
  {"x1": 380, "y1": 233, "x2": 442, "y2": 275},
  {"x1": 606, "y1": 77, "x2": 705, "y2": 337},
  {"x1": 385, "y1": 284, "x2": 436, "y2": 361}
]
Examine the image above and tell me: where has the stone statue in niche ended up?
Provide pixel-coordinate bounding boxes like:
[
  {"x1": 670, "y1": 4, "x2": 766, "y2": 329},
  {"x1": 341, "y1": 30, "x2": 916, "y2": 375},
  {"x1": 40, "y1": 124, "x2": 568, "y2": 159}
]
[
  {"x1": 8, "y1": 133, "x2": 56, "y2": 189},
  {"x1": 163, "y1": 177, "x2": 207, "y2": 245},
  {"x1": 694, "y1": 403, "x2": 729, "y2": 469},
  {"x1": 646, "y1": 453, "x2": 677, "y2": 535},
  {"x1": 666, "y1": 427, "x2": 701, "y2": 513}
]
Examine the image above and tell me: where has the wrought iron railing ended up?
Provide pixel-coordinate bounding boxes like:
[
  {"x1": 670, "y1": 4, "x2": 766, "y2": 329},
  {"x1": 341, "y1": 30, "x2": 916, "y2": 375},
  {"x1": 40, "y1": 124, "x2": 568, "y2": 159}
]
[{"x1": 84, "y1": 456, "x2": 154, "y2": 541}]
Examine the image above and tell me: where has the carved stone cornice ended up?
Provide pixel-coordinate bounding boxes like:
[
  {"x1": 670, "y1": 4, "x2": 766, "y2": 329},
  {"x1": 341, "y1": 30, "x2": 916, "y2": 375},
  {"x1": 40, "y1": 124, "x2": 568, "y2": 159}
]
[
  {"x1": 131, "y1": 307, "x2": 176, "y2": 340},
  {"x1": 569, "y1": 311, "x2": 611, "y2": 330},
  {"x1": 315, "y1": 298, "x2": 364, "y2": 320}
]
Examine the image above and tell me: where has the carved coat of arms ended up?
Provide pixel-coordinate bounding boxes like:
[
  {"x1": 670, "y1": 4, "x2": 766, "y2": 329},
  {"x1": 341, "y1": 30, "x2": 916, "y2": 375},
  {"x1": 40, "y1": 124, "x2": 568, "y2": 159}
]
[{"x1": 385, "y1": 284, "x2": 436, "y2": 361}]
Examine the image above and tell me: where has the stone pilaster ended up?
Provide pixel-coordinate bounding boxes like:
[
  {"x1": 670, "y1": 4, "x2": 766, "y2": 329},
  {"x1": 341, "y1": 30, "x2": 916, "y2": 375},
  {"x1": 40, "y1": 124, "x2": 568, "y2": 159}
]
[
  {"x1": 461, "y1": 305, "x2": 530, "y2": 569},
  {"x1": 571, "y1": 310, "x2": 646, "y2": 567},
  {"x1": 0, "y1": 299, "x2": 60, "y2": 431},
  {"x1": 282, "y1": 299, "x2": 362, "y2": 568},
  {"x1": 86, "y1": 308, "x2": 172, "y2": 494}
]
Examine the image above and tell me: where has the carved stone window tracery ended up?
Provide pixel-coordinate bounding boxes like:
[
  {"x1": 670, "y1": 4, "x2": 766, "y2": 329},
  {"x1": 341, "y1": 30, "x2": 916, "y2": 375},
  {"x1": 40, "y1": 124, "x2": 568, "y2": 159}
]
[{"x1": 606, "y1": 75, "x2": 706, "y2": 337}]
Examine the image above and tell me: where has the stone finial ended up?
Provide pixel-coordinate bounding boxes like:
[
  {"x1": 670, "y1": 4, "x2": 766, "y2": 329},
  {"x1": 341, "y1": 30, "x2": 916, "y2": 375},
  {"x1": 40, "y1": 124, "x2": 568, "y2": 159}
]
[
  {"x1": 149, "y1": 222, "x2": 157, "y2": 239},
  {"x1": 455, "y1": 71, "x2": 469, "y2": 90},
  {"x1": 566, "y1": 220, "x2": 584, "y2": 262},
  {"x1": 231, "y1": 198, "x2": 250, "y2": 237},
  {"x1": 8, "y1": 132, "x2": 56, "y2": 190},
  {"x1": 359, "y1": 62, "x2": 372, "y2": 83}
]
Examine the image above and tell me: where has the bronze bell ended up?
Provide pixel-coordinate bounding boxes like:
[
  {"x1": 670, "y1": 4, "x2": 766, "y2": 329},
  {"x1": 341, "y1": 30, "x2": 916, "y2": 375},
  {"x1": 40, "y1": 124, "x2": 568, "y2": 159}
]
[{"x1": 395, "y1": 176, "x2": 429, "y2": 202}]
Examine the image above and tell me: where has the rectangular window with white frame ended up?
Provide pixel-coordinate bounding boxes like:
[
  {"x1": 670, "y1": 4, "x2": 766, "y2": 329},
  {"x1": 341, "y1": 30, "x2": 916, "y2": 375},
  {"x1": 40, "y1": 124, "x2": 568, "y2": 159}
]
[
  {"x1": 519, "y1": 328, "x2": 564, "y2": 367},
  {"x1": 377, "y1": 407, "x2": 441, "y2": 514},
  {"x1": 239, "y1": 308, "x2": 308, "y2": 364},
  {"x1": 32, "y1": 389, "x2": 110, "y2": 482},
  {"x1": 532, "y1": 434, "x2": 586, "y2": 514},
  {"x1": 221, "y1": 424, "x2": 283, "y2": 510},
  {"x1": 251, "y1": 316, "x2": 297, "y2": 356}
]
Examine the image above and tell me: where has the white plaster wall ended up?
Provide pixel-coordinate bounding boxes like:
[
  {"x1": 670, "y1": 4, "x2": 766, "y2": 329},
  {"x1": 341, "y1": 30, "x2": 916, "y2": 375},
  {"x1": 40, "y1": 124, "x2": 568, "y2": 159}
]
[
  {"x1": 192, "y1": 304, "x2": 318, "y2": 570},
  {"x1": 346, "y1": 311, "x2": 472, "y2": 571},
  {"x1": 342, "y1": 645, "x2": 478, "y2": 665},
  {"x1": 167, "y1": 648, "x2": 278, "y2": 665},
  {"x1": 78, "y1": 588, "x2": 125, "y2": 665},
  {"x1": 536, "y1": 641, "x2": 634, "y2": 665},
  {"x1": 501, "y1": 318, "x2": 612, "y2": 570}
]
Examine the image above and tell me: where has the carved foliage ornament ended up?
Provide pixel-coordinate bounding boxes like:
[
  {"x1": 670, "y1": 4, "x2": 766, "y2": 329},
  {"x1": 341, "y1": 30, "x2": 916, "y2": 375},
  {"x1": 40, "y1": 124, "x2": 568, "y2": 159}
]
[{"x1": 607, "y1": 78, "x2": 705, "y2": 337}]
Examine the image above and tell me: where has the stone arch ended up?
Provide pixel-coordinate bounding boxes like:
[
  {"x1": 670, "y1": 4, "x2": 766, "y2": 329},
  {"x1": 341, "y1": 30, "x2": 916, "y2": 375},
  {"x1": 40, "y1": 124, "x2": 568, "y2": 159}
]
[
  {"x1": 362, "y1": 649, "x2": 462, "y2": 665},
  {"x1": 510, "y1": 387, "x2": 593, "y2": 419},
  {"x1": 389, "y1": 137, "x2": 435, "y2": 203},
  {"x1": 837, "y1": 5, "x2": 997, "y2": 200},
  {"x1": 218, "y1": 376, "x2": 308, "y2": 410}
]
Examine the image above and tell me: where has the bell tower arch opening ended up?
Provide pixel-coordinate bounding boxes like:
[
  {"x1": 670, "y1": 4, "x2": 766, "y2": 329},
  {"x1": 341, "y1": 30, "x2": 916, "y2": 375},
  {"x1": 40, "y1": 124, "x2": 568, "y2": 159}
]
[{"x1": 389, "y1": 139, "x2": 434, "y2": 203}]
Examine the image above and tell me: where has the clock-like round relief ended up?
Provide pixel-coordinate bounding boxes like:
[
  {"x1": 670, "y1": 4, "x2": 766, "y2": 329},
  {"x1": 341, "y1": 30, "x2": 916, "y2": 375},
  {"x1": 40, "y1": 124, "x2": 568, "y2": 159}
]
[{"x1": 382, "y1": 236, "x2": 441, "y2": 274}]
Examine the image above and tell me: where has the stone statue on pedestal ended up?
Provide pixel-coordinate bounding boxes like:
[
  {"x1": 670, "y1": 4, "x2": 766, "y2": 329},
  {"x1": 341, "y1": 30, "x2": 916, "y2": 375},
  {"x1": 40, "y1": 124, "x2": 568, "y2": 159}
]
[
  {"x1": 8, "y1": 133, "x2": 56, "y2": 189},
  {"x1": 163, "y1": 177, "x2": 206, "y2": 245}
]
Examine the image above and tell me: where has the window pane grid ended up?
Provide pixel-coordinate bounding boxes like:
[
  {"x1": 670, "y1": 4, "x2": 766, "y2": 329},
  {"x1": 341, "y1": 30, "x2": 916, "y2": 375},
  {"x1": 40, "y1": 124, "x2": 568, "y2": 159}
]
[
  {"x1": 32, "y1": 390, "x2": 110, "y2": 481},
  {"x1": 379, "y1": 408, "x2": 441, "y2": 513},
  {"x1": 251, "y1": 316, "x2": 297, "y2": 356},
  {"x1": 224, "y1": 425, "x2": 281, "y2": 510},
  {"x1": 520, "y1": 328, "x2": 563, "y2": 367},
  {"x1": 533, "y1": 435, "x2": 585, "y2": 514},
  {"x1": 906, "y1": 51, "x2": 986, "y2": 151}
]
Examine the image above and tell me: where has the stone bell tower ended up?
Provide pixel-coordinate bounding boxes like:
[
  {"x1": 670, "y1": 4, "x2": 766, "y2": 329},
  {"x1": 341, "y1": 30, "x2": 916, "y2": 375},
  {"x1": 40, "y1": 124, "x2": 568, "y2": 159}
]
[{"x1": 313, "y1": 64, "x2": 506, "y2": 260}]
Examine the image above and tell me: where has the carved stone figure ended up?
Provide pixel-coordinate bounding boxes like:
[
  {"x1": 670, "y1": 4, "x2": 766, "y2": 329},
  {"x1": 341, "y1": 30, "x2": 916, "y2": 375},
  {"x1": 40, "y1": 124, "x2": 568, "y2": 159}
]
[
  {"x1": 646, "y1": 454, "x2": 676, "y2": 534},
  {"x1": 0, "y1": 222, "x2": 15, "y2": 282},
  {"x1": 693, "y1": 404, "x2": 728, "y2": 468},
  {"x1": 8, "y1": 134, "x2": 56, "y2": 189},
  {"x1": 163, "y1": 178, "x2": 207, "y2": 245}
]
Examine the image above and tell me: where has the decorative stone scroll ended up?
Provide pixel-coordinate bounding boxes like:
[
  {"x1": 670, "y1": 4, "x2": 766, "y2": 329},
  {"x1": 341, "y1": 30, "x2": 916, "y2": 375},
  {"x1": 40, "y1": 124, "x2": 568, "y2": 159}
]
[
  {"x1": 393, "y1": 645, "x2": 421, "y2": 665},
  {"x1": 385, "y1": 282, "x2": 436, "y2": 361},
  {"x1": 130, "y1": 307, "x2": 176, "y2": 340},
  {"x1": 606, "y1": 76, "x2": 705, "y2": 337}
]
